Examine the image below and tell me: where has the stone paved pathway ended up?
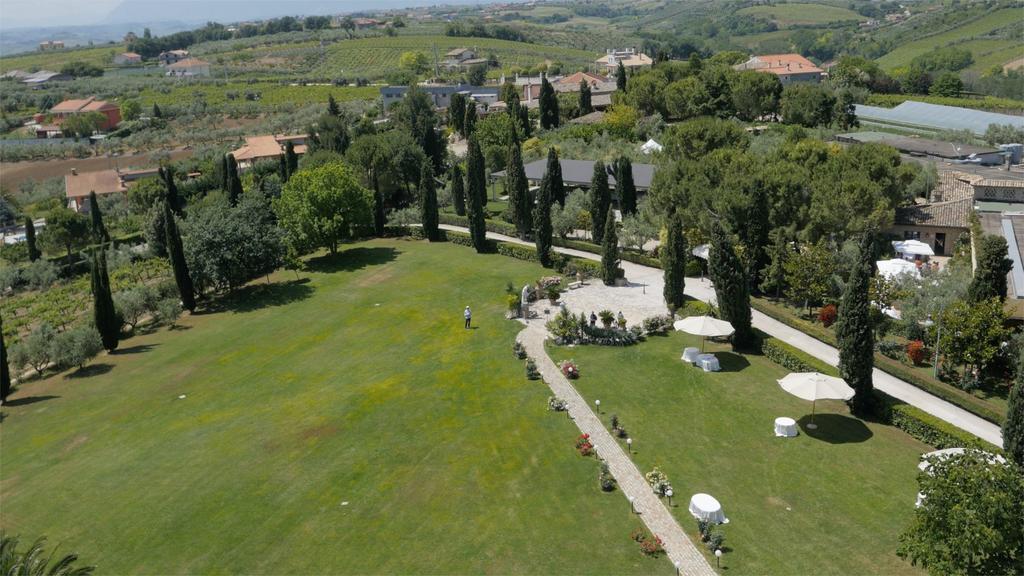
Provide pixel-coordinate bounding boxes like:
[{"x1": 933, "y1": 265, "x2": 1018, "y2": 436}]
[
  {"x1": 516, "y1": 319, "x2": 716, "y2": 576},
  {"x1": 439, "y1": 224, "x2": 1002, "y2": 447}
]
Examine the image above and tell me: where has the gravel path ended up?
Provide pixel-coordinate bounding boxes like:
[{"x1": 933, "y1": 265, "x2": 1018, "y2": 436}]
[{"x1": 516, "y1": 319, "x2": 716, "y2": 576}]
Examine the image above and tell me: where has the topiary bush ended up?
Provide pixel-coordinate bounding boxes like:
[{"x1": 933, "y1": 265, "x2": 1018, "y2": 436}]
[
  {"x1": 818, "y1": 303, "x2": 837, "y2": 328},
  {"x1": 906, "y1": 340, "x2": 927, "y2": 366}
]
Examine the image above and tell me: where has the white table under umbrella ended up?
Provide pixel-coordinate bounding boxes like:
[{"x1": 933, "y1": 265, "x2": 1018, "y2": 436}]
[
  {"x1": 876, "y1": 259, "x2": 921, "y2": 280},
  {"x1": 777, "y1": 372, "x2": 854, "y2": 429},
  {"x1": 892, "y1": 239, "x2": 934, "y2": 258},
  {"x1": 674, "y1": 316, "x2": 734, "y2": 353}
]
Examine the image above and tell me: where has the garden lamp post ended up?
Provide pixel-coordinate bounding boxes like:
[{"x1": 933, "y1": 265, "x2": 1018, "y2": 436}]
[
  {"x1": 628, "y1": 496, "x2": 636, "y2": 514},
  {"x1": 626, "y1": 437, "x2": 633, "y2": 453},
  {"x1": 595, "y1": 399, "x2": 601, "y2": 413},
  {"x1": 674, "y1": 561, "x2": 681, "y2": 576},
  {"x1": 715, "y1": 548, "x2": 722, "y2": 569},
  {"x1": 920, "y1": 316, "x2": 941, "y2": 378},
  {"x1": 665, "y1": 487, "x2": 673, "y2": 507}
]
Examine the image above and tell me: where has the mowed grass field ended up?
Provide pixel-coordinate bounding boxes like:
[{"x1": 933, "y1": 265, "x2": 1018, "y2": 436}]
[
  {"x1": 875, "y1": 7, "x2": 1024, "y2": 70},
  {"x1": 551, "y1": 333, "x2": 929, "y2": 575},
  {"x1": 737, "y1": 3, "x2": 865, "y2": 27},
  {"x1": 0, "y1": 239, "x2": 666, "y2": 574}
]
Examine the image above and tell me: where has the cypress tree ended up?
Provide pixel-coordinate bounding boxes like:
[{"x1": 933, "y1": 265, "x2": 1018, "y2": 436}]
[
  {"x1": 578, "y1": 80, "x2": 593, "y2": 115},
  {"x1": 837, "y1": 231, "x2": 876, "y2": 416},
  {"x1": 708, "y1": 222, "x2": 754, "y2": 348},
  {"x1": 419, "y1": 159, "x2": 440, "y2": 242},
  {"x1": 662, "y1": 211, "x2": 688, "y2": 313},
  {"x1": 164, "y1": 201, "x2": 196, "y2": 312},
  {"x1": 616, "y1": 156, "x2": 637, "y2": 215},
  {"x1": 220, "y1": 154, "x2": 230, "y2": 193},
  {"x1": 152, "y1": 103, "x2": 162, "y2": 118},
  {"x1": 327, "y1": 93, "x2": 340, "y2": 116},
  {"x1": 1, "y1": 314, "x2": 10, "y2": 404},
  {"x1": 24, "y1": 217, "x2": 40, "y2": 261},
  {"x1": 464, "y1": 103, "x2": 477, "y2": 138},
  {"x1": 539, "y1": 76, "x2": 559, "y2": 129},
  {"x1": 506, "y1": 140, "x2": 531, "y2": 239},
  {"x1": 226, "y1": 154, "x2": 243, "y2": 206},
  {"x1": 968, "y1": 235, "x2": 1013, "y2": 302},
  {"x1": 90, "y1": 248, "x2": 119, "y2": 351},
  {"x1": 466, "y1": 137, "x2": 488, "y2": 253},
  {"x1": 285, "y1": 141, "x2": 299, "y2": 176},
  {"x1": 535, "y1": 170, "x2": 554, "y2": 268},
  {"x1": 451, "y1": 163, "x2": 466, "y2": 216},
  {"x1": 518, "y1": 104, "x2": 531, "y2": 138},
  {"x1": 88, "y1": 191, "x2": 110, "y2": 244},
  {"x1": 279, "y1": 154, "x2": 290, "y2": 183},
  {"x1": 589, "y1": 161, "x2": 610, "y2": 244},
  {"x1": 160, "y1": 166, "x2": 182, "y2": 215},
  {"x1": 546, "y1": 147, "x2": 565, "y2": 207},
  {"x1": 1004, "y1": 350, "x2": 1024, "y2": 466},
  {"x1": 616, "y1": 61, "x2": 627, "y2": 92},
  {"x1": 450, "y1": 92, "x2": 466, "y2": 136},
  {"x1": 601, "y1": 210, "x2": 619, "y2": 286}
]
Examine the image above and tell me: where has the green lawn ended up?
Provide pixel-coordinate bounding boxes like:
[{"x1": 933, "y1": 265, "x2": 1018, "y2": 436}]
[
  {"x1": 0, "y1": 44, "x2": 123, "y2": 73},
  {"x1": 875, "y1": 8, "x2": 1024, "y2": 70},
  {"x1": 550, "y1": 333, "x2": 930, "y2": 575},
  {"x1": 737, "y1": 3, "x2": 865, "y2": 27},
  {"x1": 0, "y1": 239, "x2": 665, "y2": 574}
]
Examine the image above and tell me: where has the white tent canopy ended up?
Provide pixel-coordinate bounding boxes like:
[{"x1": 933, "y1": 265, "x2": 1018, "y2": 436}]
[
  {"x1": 892, "y1": 239, "x2": 934, "y2": 257},
  {"x1": 877, "y1": 259, "x2": 921, "y2": 280},
  {"x1": 777, "y1": 372, "x2": 854, "y2": 429},
  {"x1": 640, "y1": 138, "x2": 663, "y2": 154},
  {"x1": 692, "y1": 244, "x2": 709, "y2": 260}
]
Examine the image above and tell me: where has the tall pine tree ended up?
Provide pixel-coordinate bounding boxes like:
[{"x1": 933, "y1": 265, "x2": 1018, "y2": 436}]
[
  {"x1": 1003, "y1": 349, "x2": 1024, "y2": 466},
  {"x1": 451, "y1": 163, "x2": 466, "y2": 216},
  {"x1": 24, "y1": 217, "x2": 40, "y2": 261},
  {"x1": 464, "y1": 103, "x2": 477, "y2": 138},
  {"x1": 88, "y1": 191, "x2": 110, "y2": 244},
  {"x1": 709, "y1": 222, "x2": 754, "y2": 348},
  {"x1": 662, "y1": 211, "x2": 688, "y2": 313},
  {"x1": 546, "y1": 147, "x2": 565, "y2": 207},
  {"x1": 601, "y1": 210, "x2": 619, "y2": 286},
  {"x1": 616, "y1": 61, "x2": 627, "y2": 92},
  {"x1": 539, "y1": 76, "x2": 559, "y2": 129},
  {"x1": 589, "y1": 161, "x2": 611, "y2": 244},
  {"x1": 419, "y1": 159, "x2": 440, "y2": 242},
  {"x1": 837, "y1": 231, "x2": 875, "y2": 416},
  {"x1": 535, "y1": 170, "x2": 554, "y2": 268},
  {"x1": 578, "y1": 80, "x2": 593, "y2": 115},
  {"x1": 466, "y1": 137, "x2": 488, "y2": 253},
  {"x1": 616, "y1": 156, "x2": 637, "y2": 216},
  {"x1": 164, "y1": 201, "x2": 196, "y2": 312},
  {"x1": 90, "y1": 248, "x2": 119, "y2": 351},
  {"x1": 285, "y1": 141, "x2": 299, "y2": 176},
  {"x1": 968, "y1": 235, "x2": 1013, "y2": 302},
  {"x1": 226, "y1": 154, "x2": 243, "y2": 206},
  {"x1": 0, "y1": 314, "x2": 10, "y2": 404},
  {"x1": 506, "y1": 140, "x2": 531, "y2": 239}
]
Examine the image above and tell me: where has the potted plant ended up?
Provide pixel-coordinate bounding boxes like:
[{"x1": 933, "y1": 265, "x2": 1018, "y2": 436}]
[
  {"x1": 599, "y1": 310, "x2": 615, "y2": 329},
  {"x1": 547, "y1": 286, "x2": 561, "y2": 305}
]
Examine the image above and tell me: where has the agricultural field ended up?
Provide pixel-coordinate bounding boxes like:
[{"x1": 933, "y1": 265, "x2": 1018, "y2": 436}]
[
  {"x1": 311, "y1": 35, "x2": 600, "y2": 78},
  {"x1": 875, "y1": 7, "x2": 1024, "y2": 70},
  {"x1": 956, "y1": 38, "x2": 1024, "y2": 73},
  {"x1": 134, "y1": 81, "x2": 378, "y2": 110},
  {"x1": 737, "y1": 3, "x2": 865, "y2": 27},
  {"x1": 0, "y1": 240, "x2": 666, "y2": 574},
  {"x1": 0, "y1": 43, "x2": 124, "y2": 73}
]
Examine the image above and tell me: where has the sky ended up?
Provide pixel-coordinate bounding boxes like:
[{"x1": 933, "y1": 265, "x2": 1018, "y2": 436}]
[{"x1": 1, "y1": 0, "x2": 123, "y2": 28}]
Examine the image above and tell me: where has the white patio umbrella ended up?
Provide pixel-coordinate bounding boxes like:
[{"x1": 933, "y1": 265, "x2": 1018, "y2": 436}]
[
  {"x1": 777, "y1": 372, "x2": 854, "y2": 429},
  {"x1": 674, "y1": 315, "x2": 734, "y2": 352},
  {"x1": 918, "y1": 447, "x2": 1007, "y2": 472},
  {"x1": 691, "y1": 244, "x2": 709, "y2": 260},
  {"x1": 876, "y1": 259, "x2": 921, "y2": 280},
  {"x1": 892, "y1": 239, "x2": 934, "y2": 257},
  {"x1": 640, "y1": 138, "x2": 663, "y2": 154}
]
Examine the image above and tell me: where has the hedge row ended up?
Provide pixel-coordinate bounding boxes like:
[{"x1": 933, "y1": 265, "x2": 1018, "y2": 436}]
[
  {"x1": 750, "y1": 297, "x2": 1005, "y2": 426},
  {"x1": 438, "y1": 213, "x2": 518, "y2": 238},
  {"x1": 437, "y1": 229, "x2": 602, "y2": 278},
  {"x1": 758, "y1": 333, "x2": 997, "y2": 449}
]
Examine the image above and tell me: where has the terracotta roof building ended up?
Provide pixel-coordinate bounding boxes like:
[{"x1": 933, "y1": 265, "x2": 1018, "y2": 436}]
[
  {"x1": 166, "y1": 58, "x2": 210, "y2": 77},
  {"x1": 733, "y1": 54, "x2": 824, "y2": 84},
  {"x1": 890, "y1": 171, "x2": 976, "y2": 256},
  {"x1": 596, "y1": 48, "x2": 653, "y2": 73},
  {"x1": 49, "y1": 97, "x2": 121, "y2": 132},
  {"x1": 231, "y1": 135, "x2": 307, "y2": 168}
]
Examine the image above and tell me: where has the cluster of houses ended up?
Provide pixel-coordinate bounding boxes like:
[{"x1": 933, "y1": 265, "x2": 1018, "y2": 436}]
[{"x1": 109, "y1": 47, "x2": 211, "y2": 76}]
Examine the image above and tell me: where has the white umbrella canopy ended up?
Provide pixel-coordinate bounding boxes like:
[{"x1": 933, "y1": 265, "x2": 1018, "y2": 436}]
[
  {"x1": 877, "y1": 258, "x2": 921, "y2": 280},
  {"x1": 918, "y1": 447, "x2": 1007, "y2": 472},
  {"x1": 892, "y1": 239, "x2": 935, "y2": 257},
  {"x1": 692, "y1": 244, "x2": 709, "y2": 260},
  {"x1": 777, "y1": 372, "x2": 854, "y2": 429},
  {"x1": 674, "y1": 315, "x2": 734, "y2": 353}
]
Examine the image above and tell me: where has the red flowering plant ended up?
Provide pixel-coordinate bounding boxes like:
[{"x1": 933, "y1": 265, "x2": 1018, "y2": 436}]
[
  {"x1": 818, "y1": 304, "x2": 838, "y2": 328},
  {"x1": 560, "y1": 359, "x2": 579, "y2": 379},
  {"x1": 575, "y1": 433, "x2": 594, "y2": 456},
  {"x1": 632, "y1": 530, "x2": 664, "y2": 557},
  {"x1": 906, "y1": 340, "x2": 927, "y2": 366}
]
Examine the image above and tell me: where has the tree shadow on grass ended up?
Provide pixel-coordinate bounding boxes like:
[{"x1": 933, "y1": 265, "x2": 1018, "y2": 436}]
[
  {"x1": 3, "y1": 395, "x2": 60, "y2": 407},
  {"x1": 200, "y1": 280, "x2": 315, "y2": 315},
  {"x1": 797, "y1": 414, "x2": 873, "y2": 444},
  {"x1": 306, "y1": 246, "x2": 400, "y2": 274},
  {"x1": 715, "y1": 352, "x2": 751, "y2": 372},
  {"x1": 65, "y1": 363, "x2": 113, "y2": 379},
  {"x1": 112, "y1": 344, "x2": 159, "y2": 355}
]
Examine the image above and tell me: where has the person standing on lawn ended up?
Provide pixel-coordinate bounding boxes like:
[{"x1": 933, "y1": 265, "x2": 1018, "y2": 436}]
[{"x1": 464, "y1": 306, "x2": 472, "y2": 329}]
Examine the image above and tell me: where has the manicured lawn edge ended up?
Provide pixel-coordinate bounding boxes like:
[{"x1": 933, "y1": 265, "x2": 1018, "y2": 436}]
[
  {"x1": 759, "y1": 334, "x2": 999, "y2": 450},
  {"x1": 751, "y1": 297, "x2": 1006, "y2": 426}
]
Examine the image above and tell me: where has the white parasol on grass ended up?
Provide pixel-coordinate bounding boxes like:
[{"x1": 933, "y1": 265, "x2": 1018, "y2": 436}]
[
  {"x1": 777, "y1": 372, "x2": 854, "y2": 429},
  {"x1": 674, "y1": 315, "x2": 734, "y2": 352}
]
